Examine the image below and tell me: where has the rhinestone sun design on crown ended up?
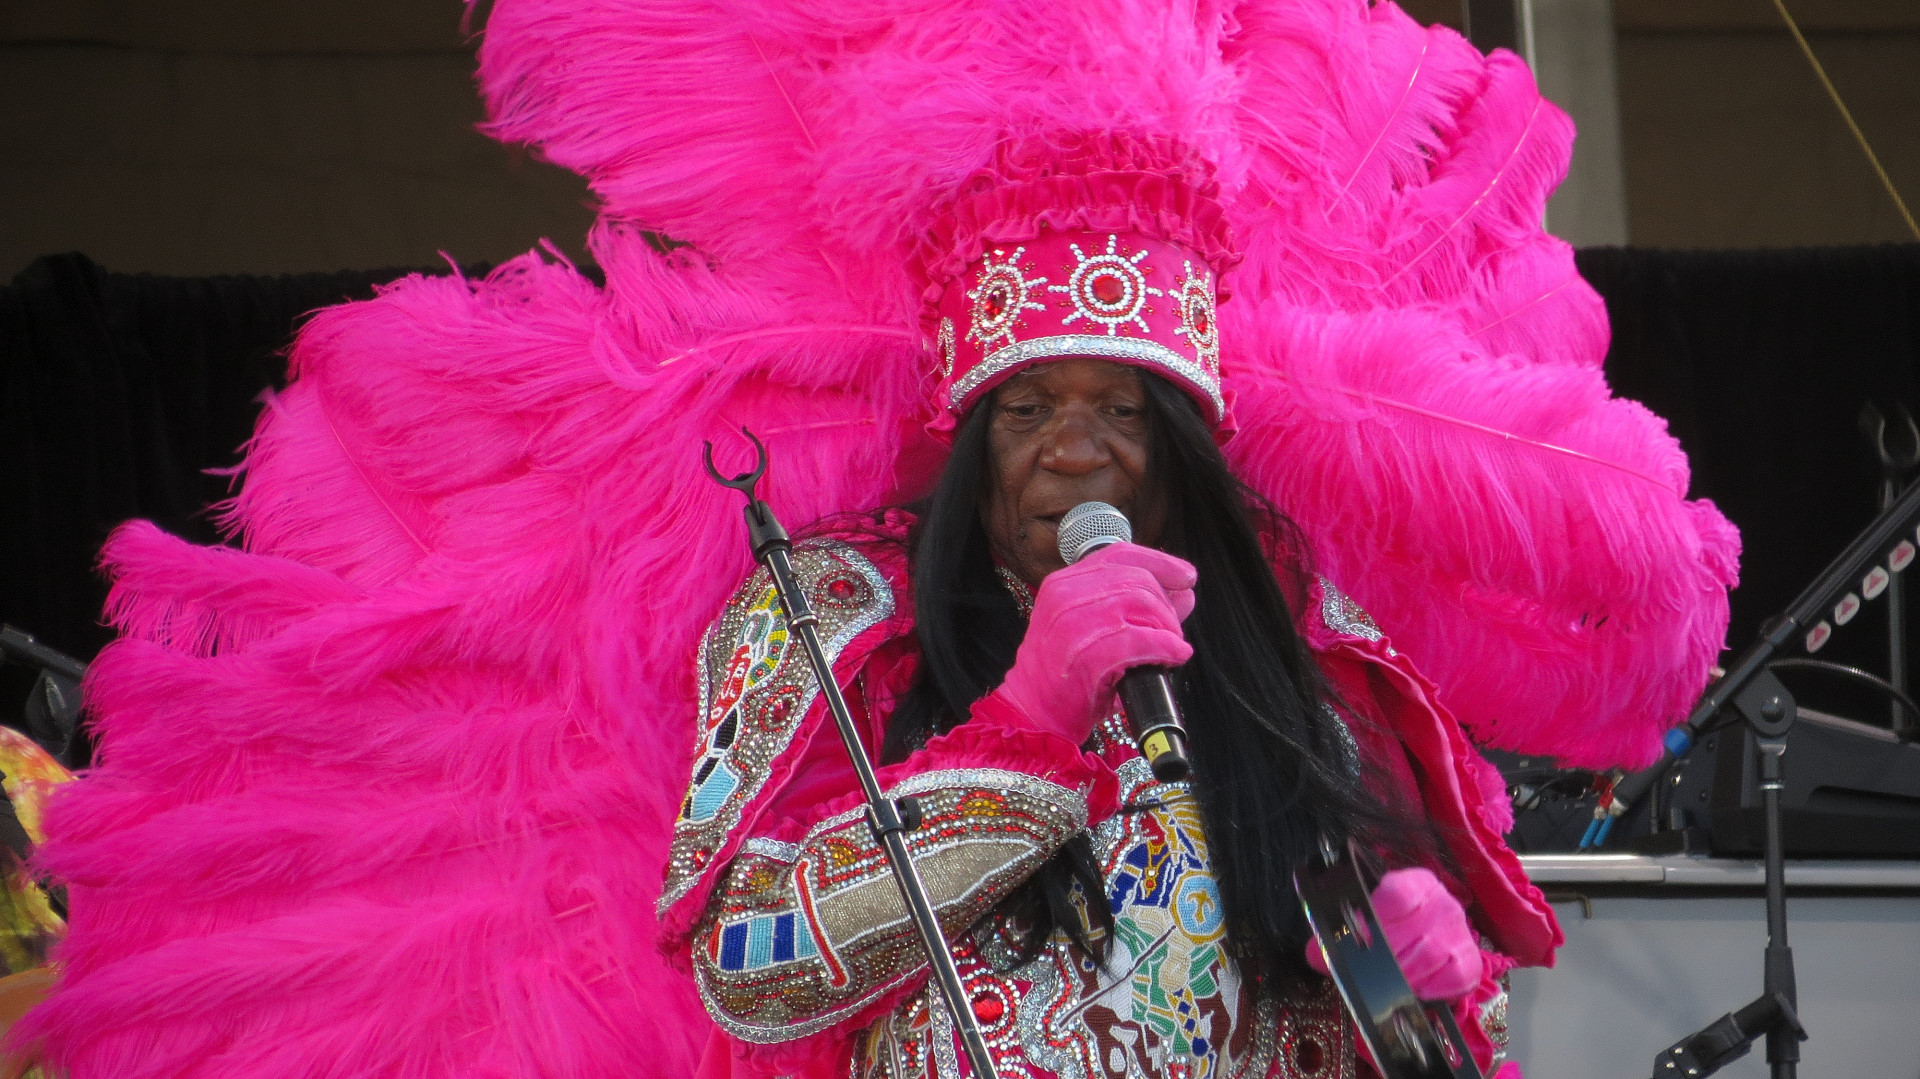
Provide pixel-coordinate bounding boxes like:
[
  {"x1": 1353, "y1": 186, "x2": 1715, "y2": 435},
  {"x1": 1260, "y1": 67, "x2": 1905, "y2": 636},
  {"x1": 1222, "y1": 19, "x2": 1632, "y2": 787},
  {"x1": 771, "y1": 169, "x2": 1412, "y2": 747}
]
[{"x1": 934, "y1": 229, "x2": 1224, "y2": 425}]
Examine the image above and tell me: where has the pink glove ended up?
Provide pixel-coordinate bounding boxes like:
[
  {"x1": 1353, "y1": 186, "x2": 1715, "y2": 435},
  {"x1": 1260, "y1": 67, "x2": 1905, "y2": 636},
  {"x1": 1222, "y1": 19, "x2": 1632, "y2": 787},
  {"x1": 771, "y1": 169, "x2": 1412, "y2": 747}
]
[
  {"x1": 1307, "y1": 867, "x2": 1481, "y2": 1002},
  {"x1": 993, "y1": 543, "x2": 1196, "y2": 747}
]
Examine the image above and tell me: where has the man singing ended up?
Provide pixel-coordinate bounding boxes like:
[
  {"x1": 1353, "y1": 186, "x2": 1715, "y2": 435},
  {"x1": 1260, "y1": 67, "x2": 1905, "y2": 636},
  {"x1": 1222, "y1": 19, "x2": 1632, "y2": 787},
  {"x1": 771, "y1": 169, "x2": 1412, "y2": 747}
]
[{"x1": 660, "y1": 135, "x2": 1556, "y2": 1079}]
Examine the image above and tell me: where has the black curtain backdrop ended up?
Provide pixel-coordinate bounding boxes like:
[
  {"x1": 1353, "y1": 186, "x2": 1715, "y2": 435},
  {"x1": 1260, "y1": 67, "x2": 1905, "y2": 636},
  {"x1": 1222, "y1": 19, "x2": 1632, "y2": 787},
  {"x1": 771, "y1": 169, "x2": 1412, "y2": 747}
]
[
  {"x1": 4, "y1": 246, "x2": 1919, "y2": 756},
  {"x1": 1579, "y1": 245, "x2": 1920, "y2": 726},
  {"x1": 0, "y1": 254, "x2": 482, "y2": 760}
]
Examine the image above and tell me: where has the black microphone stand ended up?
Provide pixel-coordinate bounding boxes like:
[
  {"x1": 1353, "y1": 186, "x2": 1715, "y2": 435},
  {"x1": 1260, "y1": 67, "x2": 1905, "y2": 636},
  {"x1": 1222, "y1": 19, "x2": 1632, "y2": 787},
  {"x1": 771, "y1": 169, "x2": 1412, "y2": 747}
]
[
  {"x1": 1645, "y1": 666, "x2": 1807, "y2": 1079},
  {"x1": 1640, "y1": 474, "x2": 1920, "y2": 1079},
  {"x1": 704, "y1": 431, "x2": 998, "y2": 1079}
]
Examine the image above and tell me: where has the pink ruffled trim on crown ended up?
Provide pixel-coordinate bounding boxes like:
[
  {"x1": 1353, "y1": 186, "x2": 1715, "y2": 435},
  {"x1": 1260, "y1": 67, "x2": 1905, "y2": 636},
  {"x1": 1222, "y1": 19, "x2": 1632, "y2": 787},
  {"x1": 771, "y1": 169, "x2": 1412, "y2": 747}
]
[{"x1": 912, "y1": 132, "x2": 1242, "y2": 320}]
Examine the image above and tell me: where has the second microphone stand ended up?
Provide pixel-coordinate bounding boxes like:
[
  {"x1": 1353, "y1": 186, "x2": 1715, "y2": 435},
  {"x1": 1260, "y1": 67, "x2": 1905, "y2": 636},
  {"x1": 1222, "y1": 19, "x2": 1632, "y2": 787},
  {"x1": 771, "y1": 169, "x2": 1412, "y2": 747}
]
[
  {"x1": 705, "y1": 432, "x2": 998, "y2": 1078},
  {"x1": 1636, "y1": 466, "x2": 1920, "y2": 1078}
]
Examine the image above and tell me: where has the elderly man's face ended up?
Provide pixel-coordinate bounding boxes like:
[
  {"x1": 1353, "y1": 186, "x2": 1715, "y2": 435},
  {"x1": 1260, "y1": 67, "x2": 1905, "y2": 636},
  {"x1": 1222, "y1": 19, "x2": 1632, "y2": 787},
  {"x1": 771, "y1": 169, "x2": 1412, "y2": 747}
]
[{"x1": 983, "y1": 358, "x2": 1159, "y2": 584}]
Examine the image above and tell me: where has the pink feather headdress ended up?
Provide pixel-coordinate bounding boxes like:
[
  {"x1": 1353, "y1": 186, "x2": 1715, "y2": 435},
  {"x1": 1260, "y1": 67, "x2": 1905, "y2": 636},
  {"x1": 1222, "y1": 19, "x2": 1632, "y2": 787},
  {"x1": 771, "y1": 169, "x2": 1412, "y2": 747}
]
[{"x1": 18, "y1": 2, "x2": 1736, "y2": 1076}]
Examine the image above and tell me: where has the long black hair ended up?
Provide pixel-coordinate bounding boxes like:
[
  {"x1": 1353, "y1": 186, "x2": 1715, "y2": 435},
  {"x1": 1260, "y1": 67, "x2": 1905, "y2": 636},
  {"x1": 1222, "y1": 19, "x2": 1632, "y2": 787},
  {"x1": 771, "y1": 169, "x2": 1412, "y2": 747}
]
[{"x1": 881, "y1": 371, "x2": 1399, "y2": 992}]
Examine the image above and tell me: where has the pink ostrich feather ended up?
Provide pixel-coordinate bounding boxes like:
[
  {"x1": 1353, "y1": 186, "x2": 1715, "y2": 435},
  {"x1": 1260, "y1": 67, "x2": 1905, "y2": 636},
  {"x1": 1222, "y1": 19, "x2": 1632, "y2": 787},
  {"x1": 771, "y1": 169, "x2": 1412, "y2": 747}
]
[
  {"x1": 476, "y1": 0, "x2": 1243, "y2": 327},
  {"x1": 22, "y1": 250, "x2": 932, "y2": 1077},
  {"x1": 1214, "y1": 0, "x2": 1733, "y2": 767},
  {"x1": 21, "y1": 1, "x2": 1734, "y2": 1075},
  {"x1": 1225, "y1": 299, "x2": 1737, "y2": 767}
]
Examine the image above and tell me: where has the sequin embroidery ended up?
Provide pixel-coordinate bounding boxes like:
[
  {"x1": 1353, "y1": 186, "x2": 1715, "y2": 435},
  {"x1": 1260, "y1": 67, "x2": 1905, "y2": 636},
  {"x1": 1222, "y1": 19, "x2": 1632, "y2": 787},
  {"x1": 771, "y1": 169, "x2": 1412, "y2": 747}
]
[
  {"x1": 693, "y1": 768, "x2": 1087, "y2": 1042},
  {"x1": 853, "y1": 757, "x2": 1355, "y2": 1079},
  {"x1": 1172, "y1": 262, "x2": 1220, "y2": 377},
  {"x1": 969, "y1": 248, "x2": 1050, "y2": 353},
  {"x1": 1316, "y1": 578, "x2": 1381, "y2": 643},
  {"x1": 661, "y1": 542, "x2": 894, "y2": 914},
  {"x1": 997, "y1": 567, "x2": 1036, "y2": 619},
  {"x1": 1048, "y1": 235, "x2": 1163, "y2": 336}
]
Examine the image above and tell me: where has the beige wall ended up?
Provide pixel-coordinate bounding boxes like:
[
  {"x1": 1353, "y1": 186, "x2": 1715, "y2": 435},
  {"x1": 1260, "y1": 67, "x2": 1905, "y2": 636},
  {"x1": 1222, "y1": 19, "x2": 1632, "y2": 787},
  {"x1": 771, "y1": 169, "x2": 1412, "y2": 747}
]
[
  {"x1": 4, "y1": 0, "x2": 1917, "y2": 282},
  {"x1": 1617, "y1": 13, "x2": 1920, "y2": 247},
  {"x1": 1, "y1": 0, "x2": 594, "y2": 280},
  {"x1": 1406, "y1": 0, "x2": 1920, "y2": 248}
]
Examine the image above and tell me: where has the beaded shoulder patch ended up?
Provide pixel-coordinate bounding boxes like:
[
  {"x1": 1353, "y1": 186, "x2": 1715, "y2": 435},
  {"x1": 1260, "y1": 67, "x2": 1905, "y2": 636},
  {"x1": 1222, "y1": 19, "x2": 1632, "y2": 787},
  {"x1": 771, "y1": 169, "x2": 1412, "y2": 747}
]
[
  {"x1": 1317, "y1": 577, "x2": 1382, "y2": 643},
  {"x1": 692, "y1": 767, "x2": 1087, "y2": 1042},
  {"x1": 659, "y1": 541, "x2": 895, "y2": 915}
]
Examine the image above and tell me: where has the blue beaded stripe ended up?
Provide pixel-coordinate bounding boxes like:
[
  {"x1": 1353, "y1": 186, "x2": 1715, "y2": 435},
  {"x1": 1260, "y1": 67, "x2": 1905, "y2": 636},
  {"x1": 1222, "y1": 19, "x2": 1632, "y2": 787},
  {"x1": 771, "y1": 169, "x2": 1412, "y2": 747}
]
[{"x1": 716, "y1": 911, "x2": 820, "y2": 973}]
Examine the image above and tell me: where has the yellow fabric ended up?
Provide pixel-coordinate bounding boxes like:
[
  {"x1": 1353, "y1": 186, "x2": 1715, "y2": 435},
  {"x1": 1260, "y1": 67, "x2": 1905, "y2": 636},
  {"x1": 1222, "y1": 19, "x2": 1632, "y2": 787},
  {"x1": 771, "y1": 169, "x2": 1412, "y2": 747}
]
[{"x1": 0, "y1": 730, "x2": 72, "y2": 971}]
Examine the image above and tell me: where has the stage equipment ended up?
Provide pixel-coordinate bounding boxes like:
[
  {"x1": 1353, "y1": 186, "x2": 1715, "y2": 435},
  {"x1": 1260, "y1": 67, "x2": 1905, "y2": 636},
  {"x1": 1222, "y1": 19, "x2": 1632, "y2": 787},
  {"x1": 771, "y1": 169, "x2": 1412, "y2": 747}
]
[
  {"x1": 1490, "y1": 753, "x2": 1619, "y2": 853},
  {"x1": 1055, "y1": 501, "x2": 1192, "y2": 782},
  {"x1": 0, "y1": 626, "x2": 84, "y2": 763},
  {"x1": 1616, "y1": 457, "x2": 1920, "y2": 1078},
  {"x1": 1295, "y1": 839, "x2": 1482, "y2": 1079},
  {"x1": 1613, "y1": 469, "x2": 1920, "y2": 824},
  {"x1": 1633, "y1": 672, "x2": 1808, "y2": 1079},
  {"x1": 1860, "y1": 401, "x2": 1920, "y2": 727},
  {"x1": 1500, "y1": 697, "x2": 1920, "y2": 859},
  {"x1": 703, "y1": 430, "x2": 998, "y2": 1079},
  {"x1": 1645, "y1": 696, "x2": 1920, "y2": 858}
]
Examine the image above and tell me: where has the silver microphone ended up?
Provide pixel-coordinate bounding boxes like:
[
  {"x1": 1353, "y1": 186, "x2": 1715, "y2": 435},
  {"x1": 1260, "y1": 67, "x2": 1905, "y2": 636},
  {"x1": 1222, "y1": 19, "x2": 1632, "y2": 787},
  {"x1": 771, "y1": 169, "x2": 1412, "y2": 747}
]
[
  {"x1": 1056, "y1": 502, "x2": 1192, "y2": 781},
  {"x1": 1057, "y1": 500, "x2": 1133, "y2": 564}
]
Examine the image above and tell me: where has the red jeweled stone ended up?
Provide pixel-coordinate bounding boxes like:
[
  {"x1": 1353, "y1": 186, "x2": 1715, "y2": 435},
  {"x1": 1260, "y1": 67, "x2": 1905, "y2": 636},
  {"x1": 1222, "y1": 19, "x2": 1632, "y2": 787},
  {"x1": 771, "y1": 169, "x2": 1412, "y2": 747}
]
[
  {"x1": 983, "y1": 287, "x2": 1008, "y2": 318},
  {"x1": 827, "y1": 577, "x2": 858, "y2": 601},
  {"x1": 1090, "y1": 274, "x2": 1125, "y2": 305},
  {"x1": 1293, "y1": 1035, "x2": 1325, "y2": 1072},
  {"x1": 971, "y1": 995, "x2": 1004, "y2": 1023},
  {"x1": 1194, "y1": 309, "x2": 1210, "y2": 334}
]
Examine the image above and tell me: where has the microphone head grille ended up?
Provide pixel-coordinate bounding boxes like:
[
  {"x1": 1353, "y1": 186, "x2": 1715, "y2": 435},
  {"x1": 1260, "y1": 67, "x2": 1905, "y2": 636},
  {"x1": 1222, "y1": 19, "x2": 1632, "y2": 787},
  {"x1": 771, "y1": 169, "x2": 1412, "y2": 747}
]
[{"x1": 1057, "y1": 502, "x2": 1132, "y2": 565}]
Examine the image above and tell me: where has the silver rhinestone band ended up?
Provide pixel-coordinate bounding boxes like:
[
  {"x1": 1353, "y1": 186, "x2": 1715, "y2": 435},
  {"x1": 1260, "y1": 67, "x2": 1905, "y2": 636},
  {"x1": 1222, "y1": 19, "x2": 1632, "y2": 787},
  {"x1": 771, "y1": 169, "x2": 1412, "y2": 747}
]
[{"x1": 949, "y1": 334, "x2": 1225, "y2": 420}]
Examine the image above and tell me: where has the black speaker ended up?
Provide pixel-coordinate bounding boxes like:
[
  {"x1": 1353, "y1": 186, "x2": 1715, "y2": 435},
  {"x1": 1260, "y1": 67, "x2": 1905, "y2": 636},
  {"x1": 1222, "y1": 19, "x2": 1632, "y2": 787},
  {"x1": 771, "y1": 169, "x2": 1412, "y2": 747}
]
[{"x1": 1662, "y1": 707, "x2": 1920, "y2": 857}]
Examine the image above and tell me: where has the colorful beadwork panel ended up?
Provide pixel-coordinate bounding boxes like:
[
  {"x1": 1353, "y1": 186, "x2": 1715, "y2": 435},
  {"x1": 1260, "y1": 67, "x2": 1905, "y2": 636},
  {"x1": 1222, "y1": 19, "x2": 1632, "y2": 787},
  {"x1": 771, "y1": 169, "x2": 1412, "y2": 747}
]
[
  {"x1": 692, "y1": 768, "x2": 1087, "y2": 1042},
  {"x1": 660, "y1": 541, "x2": 894, "y2": 915},
  {"x1": 853, "y1": 757, "x2": 1356, "y2": 1079}
]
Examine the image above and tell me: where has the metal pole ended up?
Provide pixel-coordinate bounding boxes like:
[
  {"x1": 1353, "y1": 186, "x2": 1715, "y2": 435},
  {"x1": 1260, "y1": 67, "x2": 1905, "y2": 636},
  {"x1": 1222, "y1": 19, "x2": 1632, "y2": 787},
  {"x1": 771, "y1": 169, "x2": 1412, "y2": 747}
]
[
  {"x1": 1756, "y1": 740, "x2": 1799, "y2": 1079},
  {"x1": 704, "y1": 432, "x2": 999, "y2": 1079},
  {"x1": 758, "y1": 544, "x2": 999, "y2": 1077},
  {"x1": 1463, "y1": 0, "x2": 1536, "y2": 66}
]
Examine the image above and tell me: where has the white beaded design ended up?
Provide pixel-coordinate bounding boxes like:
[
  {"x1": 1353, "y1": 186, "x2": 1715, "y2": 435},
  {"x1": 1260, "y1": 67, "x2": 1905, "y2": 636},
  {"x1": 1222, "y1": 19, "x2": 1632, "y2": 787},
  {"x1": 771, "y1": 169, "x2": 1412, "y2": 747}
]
[
  {"x1": 966, "y1": 247, "x2": 1049, "y2": 353},
  {"x1": 936, "y1": 316, "x2": 956, "y2": 377},
  {"x1": 1048, "y1": 234, "x2": 1162, "y2": 335},
  {"x1": 1174, "y1": 261, "x2": 1220, "y2": 376}
]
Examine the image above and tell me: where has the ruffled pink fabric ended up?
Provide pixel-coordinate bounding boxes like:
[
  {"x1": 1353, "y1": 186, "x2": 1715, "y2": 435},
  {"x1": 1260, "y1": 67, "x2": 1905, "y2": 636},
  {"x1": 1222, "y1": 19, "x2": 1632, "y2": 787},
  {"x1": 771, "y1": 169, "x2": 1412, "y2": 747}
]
[{"x1": 1304, "y1": 578, "x2": 1561, "y2": 968}]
